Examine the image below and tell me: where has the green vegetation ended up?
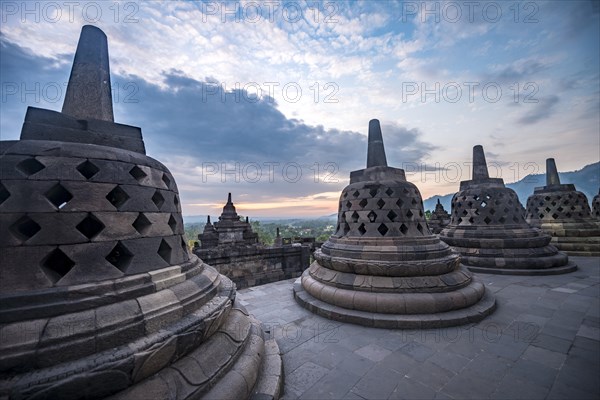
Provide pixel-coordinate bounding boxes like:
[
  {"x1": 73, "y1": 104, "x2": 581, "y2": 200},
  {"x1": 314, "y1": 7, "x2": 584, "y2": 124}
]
[{"x1": 184, "y1": 218, "x2": 336, "y2": 247}]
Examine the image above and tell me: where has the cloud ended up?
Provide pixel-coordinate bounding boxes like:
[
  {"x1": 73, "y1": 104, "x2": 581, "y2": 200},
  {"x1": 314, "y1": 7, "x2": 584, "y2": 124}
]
[{"x1": 517, "y1": 95, "x2": 560, "y2": 125}]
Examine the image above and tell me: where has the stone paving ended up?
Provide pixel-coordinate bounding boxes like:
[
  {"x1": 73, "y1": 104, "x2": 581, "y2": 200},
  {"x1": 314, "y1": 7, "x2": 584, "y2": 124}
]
[{"x1": 238, "y1": 256, "x2": 600, "y2": 399}]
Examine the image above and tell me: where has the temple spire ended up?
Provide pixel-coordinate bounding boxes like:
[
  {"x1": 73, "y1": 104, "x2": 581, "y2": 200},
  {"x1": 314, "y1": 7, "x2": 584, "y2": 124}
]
[
  {"x1": 62, "y1": 25, "x2": 114, "y2": 121},
  {"x1": 546, "y1": 158, "x2": 561, "y2": 186},
  {"x1": 227, "y1": 192, "x2": 232, "y2": 204},
  {"x1": 207, "y1": 215, "x2": 211, "y2": 224},
  {"x1": 366, "y1": 119, "x2": 387, "y2": 168},
  {"x1": 472, "y1": 145, "x2": 489, "y2": 180}
]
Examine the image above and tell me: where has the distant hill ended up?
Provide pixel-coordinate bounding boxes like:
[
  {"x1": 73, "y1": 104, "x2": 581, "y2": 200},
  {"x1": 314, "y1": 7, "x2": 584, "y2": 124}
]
[{"x1": 423, "y1": 162, "x2": 600, "y2": 212}]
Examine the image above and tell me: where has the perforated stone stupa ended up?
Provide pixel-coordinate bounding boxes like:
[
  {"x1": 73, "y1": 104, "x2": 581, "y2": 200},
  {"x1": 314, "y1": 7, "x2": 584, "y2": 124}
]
[
  {"x1": 592, "y1": 189, "x2": 600, "y2": 220},
  {"x1": 428, "y1": 199, "x2": 451, "y2": 234},
  {"x1": 439, "y1": 147, "x2": 576, "y2": 275},
  {"x1": 0, "y1": 26, "x2": 282, "y2": 399},
  {"x1": 293, "y1": 120, "x2": 496, "y2": 328},
  {"x1": 525, "y1": 158, "x2": 600, "y2": 257}
]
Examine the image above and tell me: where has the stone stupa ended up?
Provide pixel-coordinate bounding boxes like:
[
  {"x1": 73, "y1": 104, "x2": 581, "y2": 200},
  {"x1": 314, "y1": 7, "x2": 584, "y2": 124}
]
[
  {"x1": 440, "y1": 146, "x2": 576, "y2": 275},
  {"x1": 592, "y1": 189, "x2": 600, "y2": 220},
  {"x1": 525, "y1": 158, "x2": 600, "y2": 256},
  {"x1": 293, "y1": 120, "x2": 496, "y2": 328},
  {"x1": 428, "y1": 199, "x2": 451, "y2": 234},
  {"x1": 0, "y1": 26, "x2": 281, "y2": 399}
]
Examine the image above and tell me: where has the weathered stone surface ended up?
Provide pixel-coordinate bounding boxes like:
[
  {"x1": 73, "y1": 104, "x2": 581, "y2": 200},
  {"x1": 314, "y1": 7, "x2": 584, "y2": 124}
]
[
  {"x1": 0, "y1": 25, "x2": 280, "y2": 400},
  {"x1": 294, "y1": 121, "x2": 496, "y2": 328},
  {"x1": 525, "y1": 158, "x2": 600, "y2": 256},
  {"x1": 440, "y1": 147, "x2": 577, "y2": 275}
]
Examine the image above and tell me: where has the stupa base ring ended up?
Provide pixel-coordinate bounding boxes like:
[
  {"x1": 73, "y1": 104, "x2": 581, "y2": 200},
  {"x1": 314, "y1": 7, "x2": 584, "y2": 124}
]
[
  {"x1": 466, "y1": 261, "x2": 578, "y2": 276},
  {"x1": 293, "y1": 276, "x2": 496, "y2": 329}
]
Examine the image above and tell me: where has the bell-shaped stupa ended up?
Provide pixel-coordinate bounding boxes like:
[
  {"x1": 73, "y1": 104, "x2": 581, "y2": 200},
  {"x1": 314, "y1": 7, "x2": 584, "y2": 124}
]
[
  {"x1": 439, "y1": 147, "x2": 576, "y2": 275},
  {"x1": 592, "y1": 189, "x2": 600, "y2": 220},
  {"x1": 525, "y1": 159, "x2": 600, "y2": 256},
  {"x1": 293, "y1": 120, "x2": 496, "y2": 328},
  {"x1": 0, "y1": 26, "x2": 281, "y2": 399}
]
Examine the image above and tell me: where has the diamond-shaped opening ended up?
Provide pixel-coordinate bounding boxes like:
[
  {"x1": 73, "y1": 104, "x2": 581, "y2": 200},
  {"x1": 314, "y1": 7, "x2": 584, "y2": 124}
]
[
  {"x1": 404, "y1": 188, "x2": 410, "y2": 195},
  {"x1": 552, "y1": 213, "x2": 559, "y2": 219},
  {"x1": 567, "y1": 194, "x2": 573, "y2": 199},
  {"x1": 564, "y1": 213, "x2": 571, "y2": 218},
  {"x1": 484, "y1": 216, "x2": 492, "y2": 224},
  {"x1": 457, "y1": 217, "x2": 463, "y2": 224},
  {"x1": 474, "y1": 195, "x2": 479, "y2": 201},
  {"x1": 168, "y1": 214, "x2": 177, "y2": 233},
  {"x1": 467, "y1": 201, "x2": 473, "y2": 207},
  {"x1": 385, "y1": 188, "x2": 394, "y2": 196},
  {"x1": 0, "y1": 183, "x2": 9, "y2": 206},
  {"x1": 406, "y1": 209, "x2": 413, "y2": 218},
  {"x1": 10, "y1": 215, "x2": 41, "y2": 241},
  {"x1": 106, "y1": 242, "x2": 133, "y2": 273},
  {"x1": 358, "y1": 223, "x2": 367, "y2": 235},
  {"x1": 16, "y1": 157, "x2": 45, "y2": 176},
  {"x1": 513, "y1": 216, "x2": 519, "y2": 223},
  {"x1": 359, "y1": 198, "x2": 368, "y2": 208},
  {"x1": 351, "y1": 211, "x2": 359, "y2": 223},
  {"x1": 162, "y1": 173, "x2": 171, "y2": 188},
  {"x1": 539, "y1": 201, "x2": 545, "y2": 206},
  {"x1": 396, "y1": 198, "x2": 404, "y2": 208},
  {"x1": 490, "y1": 208, "x2": 496, "y2": 215},
  {"x1": 129, "y1": 165, "x2": 147, "y2": 181},
  {"x1": 551, "y1": 201, "x2": 557, "y2": 206},
  {"x1": 76, "y1": 213, "x2": 105, "y2": 240},
  {"x1": 545, "y1": 207, "x2": 551, "y2": 212},
  {"x1": 399, "y1": 223, "x2": 408, "y2": 235},
  {"x1": 461, "y1": 209, "x2": 468, "y2": 216},
  {"x1": 346, "y1": 200, "x2": 352, "y2": 209},
  {"x1": 499, "y1": 216, "x2": 506, "y2": 223},
  {"x1": 343, "y1": 223, "x2": 350, "y2": 235},
  {"x1": 481, "y1": 201, "x2": 487, "y2": 208},
  {"x1": 76, "y1": 160, "x2": 99, "y2": 180},
  {"x1": 387, "y1": 210, "x2": 398, "y2": 221},
  {"x1": 416, "y1": 223, "x2": 424, "y2": 234},
  {"x1": 411, "y1": 198, "x2": 417, "y2": 205},
  {"x1": 468, "y1": 217, "x2": 474, "y2": 224},
  {"x1": 343, "y1": 192, "x2": 348, "y2": 199},
  {"x1": 174, "y1": 195, "x2": 179, "y2": 207},
  {"x1": 152, "y1": 190, "x2": 165, "y2": 210},
  {"x1": 132, "y1": 213, "x2": 152, "y2": 235},
  {"x1": 377, "y1": 198, "x2": 386, "y2": 209},
  {"x1": 539, "y1": 214, "x2": 544, "y2": 219},
  {"x1": 158, "y1": 239, "x2": 172, "y2": 263},
  {"x1": 508, "y1": 200, "x2": 513, "y2": 205},
  {"x1": 45, "y1": 183, "x2": 73, "y2": 209},
  {"x1": 368, "y1": 210, "x2": 377, "y2": 222},
  {"x1": 369, "y1": 188, "x2": 378, "y2": 197},
  {"x1": 41, "y1": 248, "x2": 75, "y2": 283},
  {"x1": 377, "y1": 223, "x2": 388, "y2": 236},
  {"x1": 353, "y1": 190, "x2": 360, "y2": 198},
  {"x1": 106, "y1": 186, "x2": 130, "y2": 210},
  {"x1": 545, "y1": 196, "x2": 551, "y2": 201},
  {"x1": 485, "y1": 195, "x2": 491, "y2": 200}
]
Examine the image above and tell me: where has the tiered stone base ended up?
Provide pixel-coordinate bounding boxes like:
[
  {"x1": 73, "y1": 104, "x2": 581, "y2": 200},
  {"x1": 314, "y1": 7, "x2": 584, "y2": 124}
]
[
  {"x1": 0, "y1": 255, "x2": 282, "y2": 399},
  {"x1": 293, "y1": 269, "x2": 495, "y2": 329},
  {"x1": 534, "y1": 222, "x2": 600, "y2": 257},
  {"x1": 441, "y1": 225, "x2": 578, "y2": 275},
  {"x1": 292, "y1": 237, "x2": 496, "y2": 329}
]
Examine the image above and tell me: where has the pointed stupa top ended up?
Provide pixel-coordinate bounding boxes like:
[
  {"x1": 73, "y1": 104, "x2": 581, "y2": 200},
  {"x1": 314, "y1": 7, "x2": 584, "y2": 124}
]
[
  {"x1": 220, "y1": 192, "x2": 239, "y2": 221},
  {"x1": 546, "y1": 158, "x2": 561, "y2": 186},
  {"x1": 203, "y1": 215, "x2": 217, "y2": 235},
  {"x1": 276, "y1": 227, "x2": 281, "y2": 237},
  {"x1": 62, "y1": 25, "x2": 114, "y2": 121},
  {"x1": 366, "y1": 119, "x2": 387, "y2": 168},
  {"x1": 472, "y1": 145, "x2": 490, "y2": 180},
  {"x1": 350, "y1": 120, "x2": 405, "y2": 183},
  {"x1": 459, "y1": 145, "x2": 504, "y2": 190},
  {"x1": 207, "y1": 215, "x2": 212, "y2": 224}
]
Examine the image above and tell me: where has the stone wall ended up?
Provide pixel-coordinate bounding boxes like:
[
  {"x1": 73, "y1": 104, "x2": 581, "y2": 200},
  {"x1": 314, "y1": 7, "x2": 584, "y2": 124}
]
[{"x1": 195, "y1": 245, "x2": 310, "y2": 289}]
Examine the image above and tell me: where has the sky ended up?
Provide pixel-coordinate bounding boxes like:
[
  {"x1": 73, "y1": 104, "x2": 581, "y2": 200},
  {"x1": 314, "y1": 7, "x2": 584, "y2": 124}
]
[{"x1": 1, "y1": 0, "x2": 599, "y2": 218}]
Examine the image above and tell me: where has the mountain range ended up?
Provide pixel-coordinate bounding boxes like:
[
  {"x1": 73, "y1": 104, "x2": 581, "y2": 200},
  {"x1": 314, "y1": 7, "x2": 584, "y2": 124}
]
[{"x1": 423, "y1": 162, "x2": 600, "y2": 212}]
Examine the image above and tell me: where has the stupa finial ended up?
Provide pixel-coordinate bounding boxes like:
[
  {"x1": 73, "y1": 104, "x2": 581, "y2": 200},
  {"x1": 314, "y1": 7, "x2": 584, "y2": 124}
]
[
  {"x1": 366, "y1": 119, "x2": 387, "y2": 168},
  {"x1": 546, "y1": 158, "x2": 561, "y2": 186},
  {"x1": 472, "y1": 145, "x2": 489, "y2": 180},
  {"x1": 62, "y1": 25, "x2": 114, "y2": 121}
]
